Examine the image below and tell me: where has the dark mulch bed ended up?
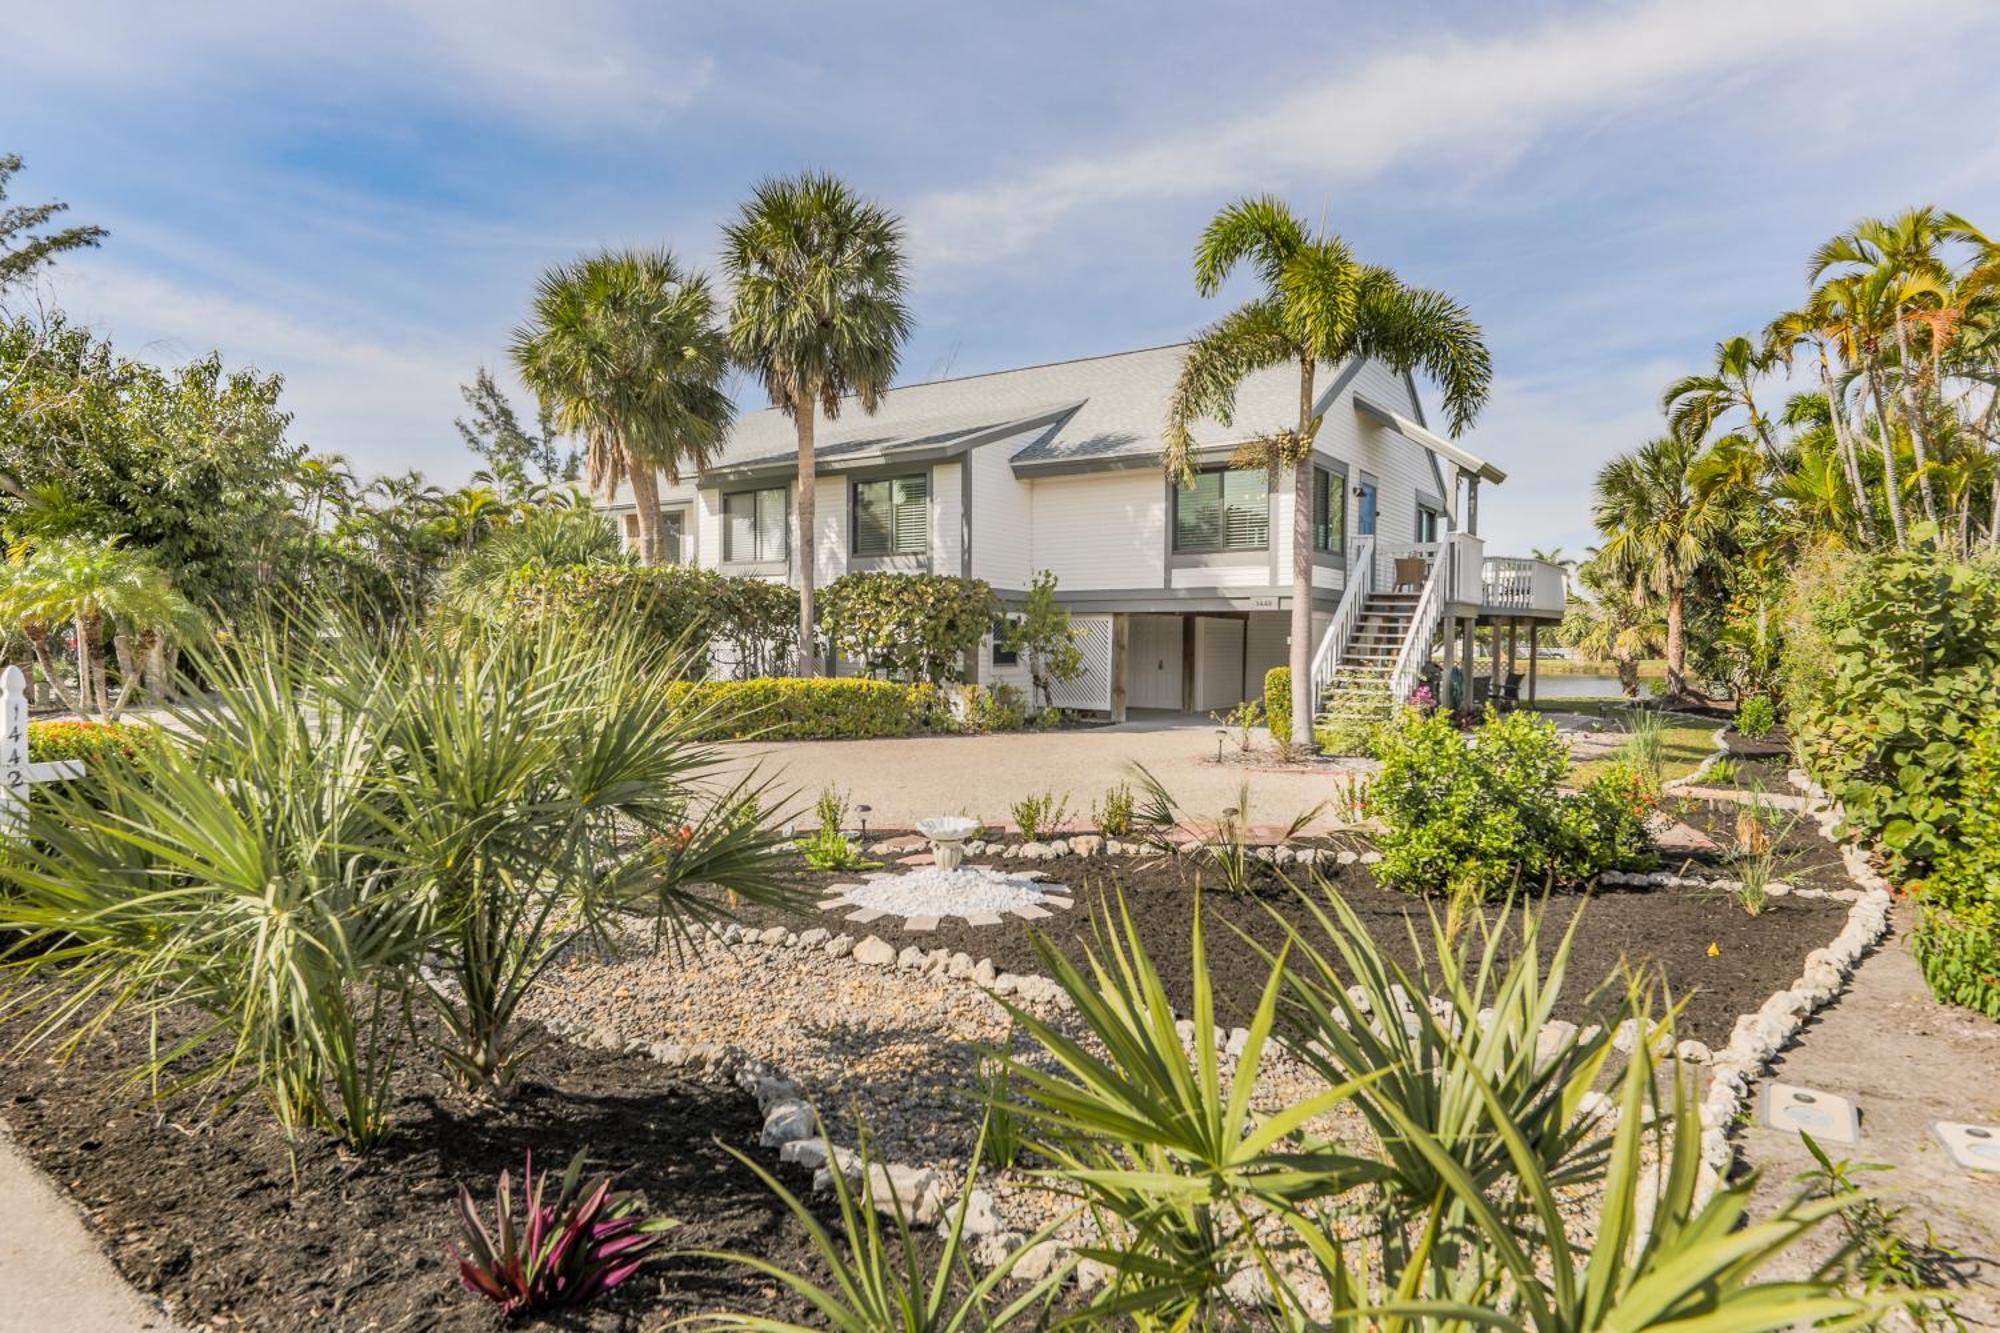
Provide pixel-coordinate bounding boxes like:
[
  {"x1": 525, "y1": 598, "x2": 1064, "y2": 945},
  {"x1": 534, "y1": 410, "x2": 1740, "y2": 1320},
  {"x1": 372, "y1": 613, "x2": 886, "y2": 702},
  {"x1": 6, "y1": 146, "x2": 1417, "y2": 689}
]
[
  {"x1": 728, "y1": 852, "x2": 1852, "y2": 1050},
  {"x1": 1720, "y1": 725, "x2": 1791, "y2": 760},
  {"x1": 1671, "y1": 795, "x2": 1853, "y2": 894},
  {"x1": 0, "y1": 1006, "x2": 839, "y2": 1331}
]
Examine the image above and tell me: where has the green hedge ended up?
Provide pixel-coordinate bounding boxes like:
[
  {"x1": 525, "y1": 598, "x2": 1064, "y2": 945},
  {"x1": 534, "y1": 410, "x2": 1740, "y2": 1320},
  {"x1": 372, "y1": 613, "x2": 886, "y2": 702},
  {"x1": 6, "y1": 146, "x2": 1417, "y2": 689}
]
[
  {"x1": 1264, "y1": 667, "x2": 1292, "y2": 745},
  {"x1": 27, "y1": 720, "x2": 154, "y2": 765},
  {"x1": 665, "y1": 677, "x2": 948, "y2": 741},
  {"x1": 1913, "y1": 717, "x2": 2000, "y2": 1018},
  {"x1": 1784, "y1": 547, "x2": 2000, "y2": 868}
]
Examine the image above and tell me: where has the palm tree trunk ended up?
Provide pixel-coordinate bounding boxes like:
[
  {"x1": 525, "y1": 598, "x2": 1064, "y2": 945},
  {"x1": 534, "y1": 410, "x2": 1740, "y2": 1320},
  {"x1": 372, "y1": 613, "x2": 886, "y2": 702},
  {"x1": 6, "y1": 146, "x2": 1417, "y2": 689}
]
[
  {"x1": 1288, "y1": 358, "x2": 1318, "y2": 750},
  {"x1": 1865, "y1": 365, "x2": 1910, "y2": 548},
  {"x1": 23, "y1": 625, "x2": 82, "y2": 713},
  {"x1": 74, "y1": 612, "x2": 108, "y2": 716},
  {"x1": 794, "y1": 397, "x2": 818, "y2": 677},
  {"x1": 109, "y1": 631, "x2": 147, "y2": 721},
  {"x1": 1818, "y1": 354, "x2": 1875, "y2": 543},
  {"x1": 1891, "y1": 317, "x2": 1942, "y2": 530},
  {"x1": 627, "y1": 462, "x2": 663, "y2": 567},
  {"x1": 1665, "y1": 584, "x2": 1686, "y2": 700}
]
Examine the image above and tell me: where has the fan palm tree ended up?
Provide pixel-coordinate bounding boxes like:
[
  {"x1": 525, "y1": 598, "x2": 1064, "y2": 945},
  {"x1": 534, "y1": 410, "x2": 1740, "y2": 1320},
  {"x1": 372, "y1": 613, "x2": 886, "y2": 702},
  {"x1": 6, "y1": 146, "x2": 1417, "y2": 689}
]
[
  {"x1": 1661, "y1": 334, "x2": 1780, "y2": 454},
  {"x1": 0, "y1": 536, "x2": 194, "y2": 716},
  {"x1": 722, "y1": 173, "x2": 911, "y2": 676},
  {"x1": 512, "y1": 250, "x2": 733, "y2": 568},
  {"x1": 1592, "y1": 435, "x2": 1729, "y2": 699},
  {"x1": 1164, "y1": 197, "x2": 1490, "y2": 747}
]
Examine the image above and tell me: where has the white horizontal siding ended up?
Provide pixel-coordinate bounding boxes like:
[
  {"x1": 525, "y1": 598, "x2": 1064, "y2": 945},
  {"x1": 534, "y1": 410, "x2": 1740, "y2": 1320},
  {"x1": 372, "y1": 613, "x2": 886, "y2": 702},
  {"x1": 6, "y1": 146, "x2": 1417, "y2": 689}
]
[
  {"x1": 1314, "y1": 361, "x2": 1441, "y2": 556},
  {"x1": 1029, "y1": 471, "x2": 1164, "y2": 593},
  {"x1": 1170, "y1": 565, "x2": 1271, "y2": 589}
]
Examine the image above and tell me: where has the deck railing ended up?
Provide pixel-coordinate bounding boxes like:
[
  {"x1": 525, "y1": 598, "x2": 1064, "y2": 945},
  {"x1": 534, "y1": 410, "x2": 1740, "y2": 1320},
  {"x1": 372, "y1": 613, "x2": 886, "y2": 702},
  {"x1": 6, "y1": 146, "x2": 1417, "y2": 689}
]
[
  {"x1": 1308, "y1": 535, "x2": 1374, "y2": 705},
  {"x1": 1387, "y1": 545, "x2": 1451, "y2": 709},
  {"x1": 1480, "y1": 557, "x2": 1567, "y2": 616}
]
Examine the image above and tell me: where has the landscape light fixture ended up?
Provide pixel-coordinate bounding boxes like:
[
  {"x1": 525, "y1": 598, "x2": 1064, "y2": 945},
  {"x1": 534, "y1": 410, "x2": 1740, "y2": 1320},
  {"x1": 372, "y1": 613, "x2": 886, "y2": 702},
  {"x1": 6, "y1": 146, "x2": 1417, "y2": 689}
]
[
  {"x1": 855, "y1": 804, "x2": 872, "y2": 839},
  {"x1": 1216, "y1": 729, "x2": 1227, "y2": 762}
]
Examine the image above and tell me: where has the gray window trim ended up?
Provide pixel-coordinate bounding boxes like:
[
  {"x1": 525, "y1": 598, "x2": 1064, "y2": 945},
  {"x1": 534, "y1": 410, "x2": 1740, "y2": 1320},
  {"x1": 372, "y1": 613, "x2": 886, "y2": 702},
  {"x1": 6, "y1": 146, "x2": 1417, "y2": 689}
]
[
  {"x1": 849, "y1": 469, "x2": 931, "y2": 558},
  {"x1": 1169, "y1": 465, "x2": 1271, "y2": 556},
  {"x1": 1310, "y1": 457, "x2": 1351, "y2": 569},
  {"x1": 721, "y1": 484, "x2": 790, "y2": 566},
  {"x1": 1414, "y1": 491, "x2": 1447, "y2": 544}
]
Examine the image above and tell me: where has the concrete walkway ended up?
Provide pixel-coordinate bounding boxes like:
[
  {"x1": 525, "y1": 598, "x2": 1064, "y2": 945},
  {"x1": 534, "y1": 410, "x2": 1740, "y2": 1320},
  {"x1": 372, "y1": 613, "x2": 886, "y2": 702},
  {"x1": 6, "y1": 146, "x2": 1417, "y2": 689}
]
[
  {"x1": 0, "y1": 1121, "x2": 181, "y2": 1331},
  {"x1": 1740, "y1": 907, "x2": 2000, "y2": 1322},
  {"x1": 718, "y1": 716, "x2": 1355, "y2": 832}
]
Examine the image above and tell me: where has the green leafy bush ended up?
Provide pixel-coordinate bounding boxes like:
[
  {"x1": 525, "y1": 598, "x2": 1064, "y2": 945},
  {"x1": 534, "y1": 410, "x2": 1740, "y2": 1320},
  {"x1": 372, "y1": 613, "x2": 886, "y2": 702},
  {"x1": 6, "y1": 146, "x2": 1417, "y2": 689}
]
[
  {"x1": 1913, "y1": 719, "x2": 2000, "y2": 1018},
  {"x1": 962, "y1": 682, "x2": 1026, "y2": 733},
  {"x1": 1736, "y1": 694, "x2": 1776, "y2": 740},
  {"x1": 1784, "y1": 547, "x2": 2000, "y2": 868},
  {"x1": 1263, "y1": 666, "x2": 1291, "y2": 746},
  {"x1": 1314, "y1": 716, "x2": 1380, "y2": 758},
  {"x1": 664, "y1": 677, "x2": 947, "y2": 741},
  {"x1": 1092, "y1": 782, "x2": 1135, "y2": 837},
  {"x1": 1370, "y1": 708, "x2": 1655, "y2": 898},
  {"x1": 498, "y1": 564, "x2": 801, "y2": 680},
  {"x1": 796, "y1": 786, "x2": 879, "y2": 872},
  {"x1": 819, "y1": 572, "x2": 997, "y2": 684},
  {"x1": 1010, "y1": 790, "x2": 1070, "y2": 843}
]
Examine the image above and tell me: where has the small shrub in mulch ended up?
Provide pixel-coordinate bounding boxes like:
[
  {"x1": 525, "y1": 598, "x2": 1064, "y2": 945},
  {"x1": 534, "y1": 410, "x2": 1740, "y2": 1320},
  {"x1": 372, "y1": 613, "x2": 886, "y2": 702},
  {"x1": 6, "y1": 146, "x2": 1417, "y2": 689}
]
[{"x1": 0, "y1": 1006, "x2": 844, "y2": 1331}]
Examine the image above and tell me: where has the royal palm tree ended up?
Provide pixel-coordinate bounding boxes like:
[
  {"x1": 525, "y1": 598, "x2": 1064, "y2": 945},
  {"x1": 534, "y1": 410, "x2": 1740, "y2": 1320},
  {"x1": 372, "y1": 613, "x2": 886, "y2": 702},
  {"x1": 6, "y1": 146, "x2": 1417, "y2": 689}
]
[
  {"x1": 1661, "y1": 334, "x2": 1780, "y2": 455},
  {"x1": 1592, "y1": 435, "x2": 1729, "y2": 700},
  {"x1": 512, "y1": 250, "x2": 733, "y2": 567},
  {"x1": 722, "y1": 173, "x2": 911, "y2": 676},
  {"x1": 1164, "y1": 196, "x2": 1490, "y2": 747},
  {"x1": 1799, "y1": 270, "x2": 1914, "y2": 547}
]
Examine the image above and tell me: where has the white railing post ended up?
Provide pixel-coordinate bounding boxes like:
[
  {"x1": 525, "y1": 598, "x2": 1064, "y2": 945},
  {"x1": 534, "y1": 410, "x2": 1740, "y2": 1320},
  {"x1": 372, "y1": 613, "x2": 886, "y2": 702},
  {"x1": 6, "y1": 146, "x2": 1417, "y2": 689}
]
[
  {"x1": 1307, "y1": 535, "x2": 1374, "y2": 707},
  {"x1": 1386, "y1": 552, "x2": 1449, "y2": 710}
]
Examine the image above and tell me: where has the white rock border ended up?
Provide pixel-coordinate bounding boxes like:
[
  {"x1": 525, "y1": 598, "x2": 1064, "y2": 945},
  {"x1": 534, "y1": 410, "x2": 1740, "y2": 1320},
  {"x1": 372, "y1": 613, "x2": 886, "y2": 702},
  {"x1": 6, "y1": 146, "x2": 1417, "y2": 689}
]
[{"x1": 1671, "y1": 764, "x2": 1896, "y2": 1202}]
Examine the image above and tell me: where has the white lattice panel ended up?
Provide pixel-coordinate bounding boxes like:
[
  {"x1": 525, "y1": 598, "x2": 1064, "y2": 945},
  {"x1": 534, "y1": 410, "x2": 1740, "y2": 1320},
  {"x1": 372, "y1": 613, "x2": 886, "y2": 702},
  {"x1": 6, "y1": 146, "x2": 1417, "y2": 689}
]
[{"x1": 1044, "y1": 614, "x2": 1113, "y2": 712}]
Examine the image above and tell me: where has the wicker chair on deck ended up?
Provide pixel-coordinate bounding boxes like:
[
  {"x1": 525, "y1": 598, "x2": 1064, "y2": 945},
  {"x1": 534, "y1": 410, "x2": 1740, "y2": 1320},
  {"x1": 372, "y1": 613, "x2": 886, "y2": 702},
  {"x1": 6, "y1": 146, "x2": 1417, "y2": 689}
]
[{"x1": 1392, "y1": 556, "x2": 1430, "y2": 591}]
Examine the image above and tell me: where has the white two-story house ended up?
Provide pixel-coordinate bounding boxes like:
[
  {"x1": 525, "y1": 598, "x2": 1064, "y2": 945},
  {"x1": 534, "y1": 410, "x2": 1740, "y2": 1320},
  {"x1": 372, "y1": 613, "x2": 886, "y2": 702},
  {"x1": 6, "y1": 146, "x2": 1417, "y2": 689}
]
[{"x1": 600, "y1": 343, "x2": 1564, "y2": 723}]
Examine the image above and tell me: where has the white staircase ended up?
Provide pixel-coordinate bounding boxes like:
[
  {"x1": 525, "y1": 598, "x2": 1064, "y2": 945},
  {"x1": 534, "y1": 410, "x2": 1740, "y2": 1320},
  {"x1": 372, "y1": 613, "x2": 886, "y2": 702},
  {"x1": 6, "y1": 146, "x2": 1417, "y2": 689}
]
[{"x1": 1310, "y1": 538, "x2": 1455, "y2": 729}]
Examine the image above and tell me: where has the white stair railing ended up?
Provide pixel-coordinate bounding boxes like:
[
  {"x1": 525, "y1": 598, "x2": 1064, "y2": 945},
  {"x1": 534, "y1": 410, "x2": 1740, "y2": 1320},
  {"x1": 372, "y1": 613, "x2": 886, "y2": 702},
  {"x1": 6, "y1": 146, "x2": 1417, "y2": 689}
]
[
  {"x1": 1386, "y1": 545, "x2": 1450, "y2": 709},
  {"x1": 1308, "y1": 535, "x2": 1374, "y2": 706}
]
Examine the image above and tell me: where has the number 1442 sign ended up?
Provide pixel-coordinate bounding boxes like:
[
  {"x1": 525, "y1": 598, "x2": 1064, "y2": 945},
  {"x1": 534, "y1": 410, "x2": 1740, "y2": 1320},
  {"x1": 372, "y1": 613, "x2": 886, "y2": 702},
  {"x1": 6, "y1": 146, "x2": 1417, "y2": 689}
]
[{"x1": 1, "y1": 665, "x2": 85, "y2": 835}]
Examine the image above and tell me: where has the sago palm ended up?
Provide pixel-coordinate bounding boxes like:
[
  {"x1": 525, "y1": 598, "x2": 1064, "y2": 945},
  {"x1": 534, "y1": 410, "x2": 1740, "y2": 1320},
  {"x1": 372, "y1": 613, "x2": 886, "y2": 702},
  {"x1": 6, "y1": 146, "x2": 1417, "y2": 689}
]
[
  {"x1": 1592, "y1": 436, "x2": 1729, "y2": 698},
  {"x1": 512, "y1": 249, "x2": 733, "y2": 567},
  {"x1": 722, "y1": 173, "x2": 911, "y2": 676},
  {"x1": 1164, "y1": 197, "x2": 1490, "y2": 748}
]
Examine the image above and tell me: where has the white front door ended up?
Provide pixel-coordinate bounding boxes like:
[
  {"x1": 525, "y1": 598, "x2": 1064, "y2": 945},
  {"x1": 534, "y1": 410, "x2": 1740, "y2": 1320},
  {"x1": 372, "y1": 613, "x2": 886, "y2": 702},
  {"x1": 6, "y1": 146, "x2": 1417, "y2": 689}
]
[{"x1": 1127, "y1": 615, "x2": 1184, "y2": 710}]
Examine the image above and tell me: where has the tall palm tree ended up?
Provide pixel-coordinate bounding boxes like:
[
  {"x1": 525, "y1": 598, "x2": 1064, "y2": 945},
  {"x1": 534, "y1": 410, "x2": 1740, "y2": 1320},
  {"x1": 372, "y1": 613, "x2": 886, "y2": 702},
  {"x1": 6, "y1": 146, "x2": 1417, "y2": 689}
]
[
  {"x1": 1765, "y1": 307, "x2": 1877, "y2": 543},
  {"x1": 1661, "y1": 335, "x2": 1779, "y2": 455},
  {"x1": 1800, "y1": 270, "x2": 1914, "y2": 547},
  {"x1": 512, "y1": 250, "x2": 733, "y2": 567},
  {"x1": 1164, "y1": 197, "x2": 1490, "y2": 747},
  {"x1": 722, "y1": 173, "x2": 910, "y2": 676},
  {"x1": 1592, "y1": 435, "x2": 1729, "y2": 700}
]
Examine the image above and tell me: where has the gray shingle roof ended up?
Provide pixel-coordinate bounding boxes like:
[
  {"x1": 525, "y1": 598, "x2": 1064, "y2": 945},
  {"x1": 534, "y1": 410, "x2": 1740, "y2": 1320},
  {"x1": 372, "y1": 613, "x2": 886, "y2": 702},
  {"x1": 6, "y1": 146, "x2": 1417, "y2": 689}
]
[{"x1": 605, "y1": 343, "x2": 1325, "y2": 500}]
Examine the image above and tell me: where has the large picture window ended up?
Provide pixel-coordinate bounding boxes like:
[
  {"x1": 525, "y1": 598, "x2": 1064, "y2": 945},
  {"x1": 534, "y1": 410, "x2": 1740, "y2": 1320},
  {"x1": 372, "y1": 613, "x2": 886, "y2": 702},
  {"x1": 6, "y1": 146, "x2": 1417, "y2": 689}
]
[
  {"x1": 1312, "y1": 467, "x2": 1345, "y2": 553},
  {"x1": 723, "y1": 486, "x2": 788, "y2": 562},
  {"x1": 1174, "y1": 467, "x2": 1269, "y2": 553},
  {"x1": 852, "y1": 473, "x2": 929, "y2": 556}
]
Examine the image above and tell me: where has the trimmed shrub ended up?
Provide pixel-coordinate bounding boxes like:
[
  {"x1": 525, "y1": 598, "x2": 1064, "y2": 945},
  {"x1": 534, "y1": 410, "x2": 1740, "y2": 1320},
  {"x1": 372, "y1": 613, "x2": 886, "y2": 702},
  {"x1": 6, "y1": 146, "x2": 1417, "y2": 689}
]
[
  {"x1": 1783, "y1": 547, "x2": 2000, "y2": 868},
  {"x1": 502, "y1": 564, "x2": 715, "y2": 667},
  {"x1": 1913, "y1": 719, "x2": 2000, "y2": 1018},
  {"x1": 1735, "y1": 695, "x2": 1776, "y2": 740},
  {"x1": 820, "y1": 572, "x2": 996, "y2": 684},
  {"x1": 1314, "y1": 717, "x2": 1380, "y2": 759},
  {"x1": 664, "y1": 677, "x2": 947, "y2": 741},
  {"x1": 1370, "y1": 708, "x2": 1655, "y2": 898},
  {"x1": 27, "y1": 720, "x2": 154, "y2": 765},
  {"x1": 963, "y1": 682, "x2": 1027, "y2": 733},
  {"x1": 1264, "y1": 667, "x2": 1291, "y2": 746}
]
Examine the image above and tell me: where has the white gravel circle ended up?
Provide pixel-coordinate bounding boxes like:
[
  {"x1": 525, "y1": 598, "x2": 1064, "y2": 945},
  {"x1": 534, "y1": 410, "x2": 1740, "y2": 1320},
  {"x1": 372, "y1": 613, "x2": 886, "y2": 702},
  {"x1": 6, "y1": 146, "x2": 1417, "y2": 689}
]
[{"x1": 838, "y1": 866, "x2": 1061, "y2": 918}]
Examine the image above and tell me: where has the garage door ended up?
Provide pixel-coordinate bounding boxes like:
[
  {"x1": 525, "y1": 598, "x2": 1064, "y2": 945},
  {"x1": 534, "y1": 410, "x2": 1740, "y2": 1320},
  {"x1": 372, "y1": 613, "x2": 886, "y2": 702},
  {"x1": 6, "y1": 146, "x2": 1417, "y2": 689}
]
[{"x1": 1127, "y1": 615, "x2": 1184, "y2": 710}]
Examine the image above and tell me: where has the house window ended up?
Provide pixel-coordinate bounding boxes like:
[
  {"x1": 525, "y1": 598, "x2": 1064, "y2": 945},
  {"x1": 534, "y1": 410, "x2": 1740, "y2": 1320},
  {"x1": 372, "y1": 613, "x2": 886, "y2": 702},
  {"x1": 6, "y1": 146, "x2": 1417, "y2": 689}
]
[
  {"x1": 991, "y1": 617, "x2": 1019, "y2": 666},
  {"x1": 1416, "y1": 504, "x2": 1444, "y2": 543},
  {"x1": 1173, "y1": 467, "x2": 1269, "y2": 553},
  {"x1": 621, "y1": 509, "x2": 689, "y2": 562},
  {"x1": 723, "y1": 486, "x2": 788, "y2": 562},
  {"x1": 852, "y1": 473, "x2": 929, "y2": 556},
  {"x1": 1312, "y1": 467, "x2": 1345, "y2": 553}
]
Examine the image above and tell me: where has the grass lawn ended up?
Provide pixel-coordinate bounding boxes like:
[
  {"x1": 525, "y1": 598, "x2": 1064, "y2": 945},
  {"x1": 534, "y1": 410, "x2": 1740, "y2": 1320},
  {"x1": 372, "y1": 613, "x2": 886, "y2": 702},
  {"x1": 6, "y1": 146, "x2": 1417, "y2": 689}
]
[{"x1": 1531, "y1": 700, "x2": 1724, "y2": 787}]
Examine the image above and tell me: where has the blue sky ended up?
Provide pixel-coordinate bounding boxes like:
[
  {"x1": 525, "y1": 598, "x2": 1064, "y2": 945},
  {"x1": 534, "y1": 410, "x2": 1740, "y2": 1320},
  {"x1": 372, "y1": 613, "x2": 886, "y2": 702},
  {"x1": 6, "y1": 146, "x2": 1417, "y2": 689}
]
[{"x1": 7, "y1": 0, "x2": 1999, "y2": 555}]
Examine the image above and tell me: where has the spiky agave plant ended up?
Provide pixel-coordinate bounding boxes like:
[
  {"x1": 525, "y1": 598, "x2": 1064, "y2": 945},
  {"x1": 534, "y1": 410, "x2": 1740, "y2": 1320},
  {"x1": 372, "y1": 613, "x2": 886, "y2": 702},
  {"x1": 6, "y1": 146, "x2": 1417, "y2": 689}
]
[{"x1": 450, "y1": 1148, "x2": 672, "y2": 1315}]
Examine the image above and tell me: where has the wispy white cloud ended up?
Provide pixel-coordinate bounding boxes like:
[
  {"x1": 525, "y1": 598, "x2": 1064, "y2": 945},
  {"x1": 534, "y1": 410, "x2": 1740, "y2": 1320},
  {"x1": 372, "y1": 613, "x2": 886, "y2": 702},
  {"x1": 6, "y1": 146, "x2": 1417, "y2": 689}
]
[
  {"x1": 907, "y1": 0, "x2": 1992, "y2": 268},
  {"x1": 2, "y1": 0, "x2": 713, "y2": 130},
  {"x1": 51, "y1": 262, "x2": 481, "y2": 478}
]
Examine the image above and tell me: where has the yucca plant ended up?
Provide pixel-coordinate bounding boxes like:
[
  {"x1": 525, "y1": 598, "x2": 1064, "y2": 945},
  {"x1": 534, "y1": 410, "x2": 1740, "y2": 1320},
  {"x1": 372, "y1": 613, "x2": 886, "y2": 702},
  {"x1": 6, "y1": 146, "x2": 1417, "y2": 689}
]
[
  {"x1": 686, "y1": 1118, "x2": 1071, "y2": 1331},
  {"x1": 995, "y1": 893, "x2": 1384, "y2": 1324},
  {"x1": 450, "y1": 1147, "x2": 672, "y2": 1315}
]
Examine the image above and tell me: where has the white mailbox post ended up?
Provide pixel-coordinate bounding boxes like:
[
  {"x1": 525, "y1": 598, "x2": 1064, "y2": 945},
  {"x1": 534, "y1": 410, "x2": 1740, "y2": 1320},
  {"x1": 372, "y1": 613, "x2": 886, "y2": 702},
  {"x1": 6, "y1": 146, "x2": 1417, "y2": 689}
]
[{"x1": 0, "y1": 665, "x2": 85, "y2": 835}]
